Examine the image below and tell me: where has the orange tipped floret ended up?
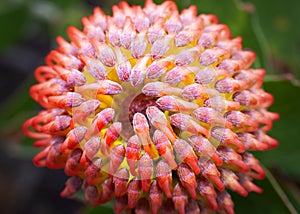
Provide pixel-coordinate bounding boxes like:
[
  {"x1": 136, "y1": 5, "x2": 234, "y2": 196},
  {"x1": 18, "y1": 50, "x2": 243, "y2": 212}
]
[
  {"x1": 146, "y1": 106, "x2": 177, "y2": 143},
  {"x1": 149, "y1": 181, "x2": 163, "y2": 214},
  {"x1": 113, "y1": 168, "x2": 129, "y2": 197},
  {"x1": 82, "y1": 136, "x2": 101, "y2": 163},
  {"x1": 65, "y1": 148, "x2": 84, "y2": 176},
  {"x1": 86, "y1": 108, "x2": 115, "y2": 138},
  {"x1": 114, "y1": 196, "x2": 128, "y2": 214},
  {"x1": 174, "y1": 139, "x2": 201, "y2": 175},
  {"x1": 102, "y1": 122, "x2": 122, "y2": 154},
  {"x1": 108, "y1": 144, "x2": 125, "y2": 175},
  {"x1": 84, "y1": 185, "x2": 101, "y2": 206},
  {"x1": 220, "y1": 168, "x2": 248, "y2": 197},
  {"x1": 199, "y1": 160, "x2": 225, "y2": 191},
  {"x1": 125, "y1": 135, "x2": 141, "y2": 176},
  {"x1": 188, "y1": 135, "x2": 223, "y2": 166},
  {"x1": 99, "y1": 178, "x2": 114, "y2": 203},
  {"x1": 172, "y1": 183, "x2": 188, "y2": 214},
  {"x1": 127, "y1": 178, "x2": 142, "y2": 209},
  {"x1": 133, "y1": 113, "x2": 159, "y2": 158},
  {"x1": 146, "y1": 58, "x2": 173, "y2": 79},
  {"x1": 138, "y1": 153, "x2": 153, "y2": 192},
  {"x1": 177, "y1": 163, "x2": 197, "y2": 199},
  {"x1": 23, "y1": 0, "x2": 279, "y2": 213},
  {"x1": 85, "y1": 158, "x2": 104, "y2": 185},
  {"x1": 171, "y1": 113, "x2": 210, "y2": 138},
  {"x1": 217, "y1": 190, "x2": 235, "y2": 214},
  {"x1": 157, "y1": 95, "x2": 199, "y2": 113},
  {"x1": 60, "y1": 126, "x2": 87, "y2": 152},
  {"x1": 156, "y1": 159, "x2": 173, "y2": 198},
  {"x1": 153, "y1": 130, "x2": 177, "y2": 169},
  {"x1": 60, "y1": 176, "x2": 83, "y2": 198},
  {"x1": 197, "y1": 177, "x2": 218, "y2": 211}
]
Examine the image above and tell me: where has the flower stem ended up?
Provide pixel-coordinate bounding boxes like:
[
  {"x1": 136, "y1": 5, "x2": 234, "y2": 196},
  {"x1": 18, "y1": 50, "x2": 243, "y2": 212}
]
[{"x1": 263, "y1": 165, "x2": 298, "y2": 214}]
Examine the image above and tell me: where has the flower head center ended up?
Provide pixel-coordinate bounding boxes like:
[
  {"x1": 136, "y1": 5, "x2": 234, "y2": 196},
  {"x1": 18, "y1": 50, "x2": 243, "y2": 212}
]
[{"x1": 128, "y1": 93, "x2": 158, "y2": 123}]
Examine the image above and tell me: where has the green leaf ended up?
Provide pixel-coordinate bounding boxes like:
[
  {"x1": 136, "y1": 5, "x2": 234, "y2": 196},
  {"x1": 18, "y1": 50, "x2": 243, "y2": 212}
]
[
  {"x1": 233, "y1": 167, "x2": 299, "y2": 214},
  {"x1": 0, "y1": 2, "x2": 27, "y2": 52},
  {"x1": 245, "y1": 0, "x2": 300, "y2": 80},
  {"x1": 256, "y1": 81, "x2": 300, "y2": 179}
]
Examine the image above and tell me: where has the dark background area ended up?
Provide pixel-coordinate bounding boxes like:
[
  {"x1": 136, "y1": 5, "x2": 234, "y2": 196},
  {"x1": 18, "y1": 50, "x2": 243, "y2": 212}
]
[{"x1": 0, "y1": 0, "x2": 299, "y2": 213}]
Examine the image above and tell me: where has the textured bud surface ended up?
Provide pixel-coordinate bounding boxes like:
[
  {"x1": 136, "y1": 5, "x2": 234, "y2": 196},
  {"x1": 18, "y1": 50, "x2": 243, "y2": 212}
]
[{"x1": 23, "y1": 0, "x2": 279, "y2": 213}]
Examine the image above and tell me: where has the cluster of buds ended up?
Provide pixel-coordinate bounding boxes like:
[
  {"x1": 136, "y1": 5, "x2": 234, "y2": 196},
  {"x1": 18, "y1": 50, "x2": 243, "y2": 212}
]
[{"x1": 23, "y1": 0, "x2": 279, "y2": 213}]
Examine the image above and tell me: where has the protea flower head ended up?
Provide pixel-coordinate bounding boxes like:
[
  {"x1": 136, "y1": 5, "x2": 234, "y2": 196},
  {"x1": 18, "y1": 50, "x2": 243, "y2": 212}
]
[{"x1": 23, "y1": 0, "x2": 279, "y2": 213}]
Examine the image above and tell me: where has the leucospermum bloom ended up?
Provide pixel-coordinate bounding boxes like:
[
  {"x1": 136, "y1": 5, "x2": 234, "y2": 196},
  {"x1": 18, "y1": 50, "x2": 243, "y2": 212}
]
[{"x1": 23, "y1": 0, "x2": 279, "y2": 213}]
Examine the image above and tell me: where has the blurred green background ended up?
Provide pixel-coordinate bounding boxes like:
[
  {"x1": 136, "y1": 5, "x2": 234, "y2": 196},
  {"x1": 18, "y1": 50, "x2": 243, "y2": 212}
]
[{"x1": 0, "y1": 0, "x2": 299, "y2": 213}]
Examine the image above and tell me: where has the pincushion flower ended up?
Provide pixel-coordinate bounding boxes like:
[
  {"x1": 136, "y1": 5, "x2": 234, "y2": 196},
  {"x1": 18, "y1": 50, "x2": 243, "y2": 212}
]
[{"x1": 23, "y1": 0, "x2": 279, "y2": 213}]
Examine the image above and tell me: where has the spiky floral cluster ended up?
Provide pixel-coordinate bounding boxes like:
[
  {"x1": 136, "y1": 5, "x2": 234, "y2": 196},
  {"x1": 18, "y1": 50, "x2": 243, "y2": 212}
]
[{"x1": 23, "y1": 1, "x2": 279, "y2": 213}]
